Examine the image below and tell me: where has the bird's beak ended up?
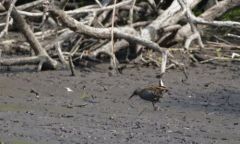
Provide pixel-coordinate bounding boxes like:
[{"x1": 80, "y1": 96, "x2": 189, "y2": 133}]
[{"x1": 129, "y1": 93, "x2": 135, "y2": 99}]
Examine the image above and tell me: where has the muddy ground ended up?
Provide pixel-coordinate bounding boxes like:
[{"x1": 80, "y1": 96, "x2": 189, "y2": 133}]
[{"x1": 0, "y1": 62, "x2": 240, "y2": 144}]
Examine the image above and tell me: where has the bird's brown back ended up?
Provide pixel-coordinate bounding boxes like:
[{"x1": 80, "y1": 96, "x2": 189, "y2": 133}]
[
  {"x1": 134, "y1": 85, "x2": 167, "y2": 102},
  {"x1": 145, "y1": 85, "x2": 168, "y2": 97}
]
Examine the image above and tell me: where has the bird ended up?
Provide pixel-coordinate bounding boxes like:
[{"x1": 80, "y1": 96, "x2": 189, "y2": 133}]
[{"x1": 129, "y1": 84, "x2": 168, "y2": 111}]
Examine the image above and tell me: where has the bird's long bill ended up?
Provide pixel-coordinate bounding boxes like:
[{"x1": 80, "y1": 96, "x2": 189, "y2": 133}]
[{"x1": 129, "y1": 94, "x2": 135, "y2": 99}]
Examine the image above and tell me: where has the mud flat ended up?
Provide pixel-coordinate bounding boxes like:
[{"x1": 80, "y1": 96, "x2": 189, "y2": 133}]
[{"x1": 0, "y1": 62, "x2": 240, "y2": 144}]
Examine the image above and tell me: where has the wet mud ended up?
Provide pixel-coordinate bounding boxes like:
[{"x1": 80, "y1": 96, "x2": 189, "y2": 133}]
[{"x1": 0, "y1": 62, "x2": 240, "y2": 144}]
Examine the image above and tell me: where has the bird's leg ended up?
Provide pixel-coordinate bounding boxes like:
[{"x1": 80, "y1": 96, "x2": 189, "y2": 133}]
[{"x1": 152, "y1": 102, "x2": 159, "y2": 111}]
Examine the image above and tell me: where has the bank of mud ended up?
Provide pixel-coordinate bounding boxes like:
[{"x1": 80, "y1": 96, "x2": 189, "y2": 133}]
[{"x1": 0, "y1": 62, "x2": 240, "y2": 144}]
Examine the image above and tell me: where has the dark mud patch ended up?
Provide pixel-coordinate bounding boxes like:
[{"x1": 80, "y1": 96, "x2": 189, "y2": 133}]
[{"x1": 0, "y1": 63, "x2": 240, "y2": 144}]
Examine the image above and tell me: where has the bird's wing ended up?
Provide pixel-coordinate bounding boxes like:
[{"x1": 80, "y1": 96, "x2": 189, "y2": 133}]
[{"x1": 147, "y1": 85, "x2": 167, "y2": 94}]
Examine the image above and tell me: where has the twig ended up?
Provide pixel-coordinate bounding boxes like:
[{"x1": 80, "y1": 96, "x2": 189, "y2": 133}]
[
  {"x1": 178, "y1": 0, "x2": 240, "y2": 29},
  {"x1": 200, "y1": 57, "x2": 240, "y2": 64},
  {"x1": 17, "y1": 0, "x2": 44, "y2": 10},
  {"x1": 0, "y1": 55, "x2": 47, "y2": 66},
  {"x1": 68, "y1": 55, "x2": 75, "y2": 76},
  {"x1": 55, "y1": 42, "x2": 68, "y2": 66},
  {"x1": 0, "y1": 0, "x2": 44, "y2": 17},
  {"x1": 163, "y1": 24, "x2": 181, "y2": 32},
  {"x1": 0, "y1": 0, "x2": 16, "y2": 38},
  {"x1": 110, "y1": 0, "x2": 118, "y2": 72},
  {"x1": 38, "y1": 0, "x2": 50, "y2": 29},
  {"x1": 69, "y1": 36, "x2": 84, "y2": 56},
  {"x1": 129, "y1": 0, "x2": 136, "y2": 27},
  {"x1": 177, "y1": 0, "x2": 204, "y2": 50},
  {"x1": 206, "y1": 41, "x2": 240, "y2": 49},
  {"x1": 226, "y1": 33, "x2": 240, "y2": 39},
  {"x1": 59, "y1": 0, "x2": 69, "y2": 10},
  {"x1": 16, "y1": 0, "x2": 132, "y2": 17},
  {"x1": 37, "y1": 59, "x2": 45, "y2": 72},
  {"x1": 159, "y1": 50, "x2": 168, "y2": 86},
  {"x1": 213, "y1": 35, "x2": 231, "y2": 45},
  {"x1": 94, "y1": 0, "x2": 103, "y2": 7}
]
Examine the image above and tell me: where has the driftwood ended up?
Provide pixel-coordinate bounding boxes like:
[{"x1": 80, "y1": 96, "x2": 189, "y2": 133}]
[
  {"x1": 175, "y1": 0, "x2": 240, "y2": 42},
  {"x1": 1, "y1": 0, "x2": 58, "y2": 70},
  {"x1": 0, "y1": 0, "x2": 239, "y2": 76}
]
